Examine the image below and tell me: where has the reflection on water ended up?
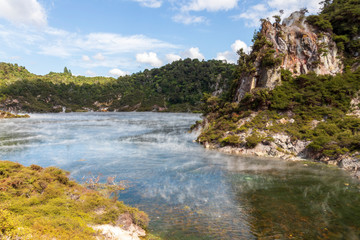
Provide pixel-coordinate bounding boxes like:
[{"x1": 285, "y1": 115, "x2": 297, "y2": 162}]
[{"x1": 0, "y1": 112, "x2": 359, "y2": 239}]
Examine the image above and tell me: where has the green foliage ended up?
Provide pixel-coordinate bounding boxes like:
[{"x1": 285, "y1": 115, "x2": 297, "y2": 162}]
[
  {"x1": 306, "y1": 15, "x2": 333, "y2": 32},
  {"x1": 273, "y1": 15, "x2": 281, "y2": 24},
  {"x1": 199, "y1": 2, "x2": 360, "y2": 161},
  {"x1": 333, "y1": 35, "x2": 350, "y2": 52},
  {"x1": 63, "y1": 67, "x2": 72, "y2": 76},
  {"x1": 200, "y1": 67, "x2": 360, "y2": 159},
  {"x1": 220, "y1": 135, "x2": 241, "y2": 146},
  {"x1": 319, "y1": 0, "x2": 360, "y2": 56},
  {"x1": 308, "y1": 117, "x2": 360, "y2": 157},
  {"x1": 261, "y1": 49, "x2": 282, "y2": 68},
  {"x1": 245, "y1": 132, "x2": 263, "y2": 148},
  {"x1": 0, "y1": 60, "x2": 236, "y2": 113},
  {"x1": 0, "y1": 161, "x2": 150, "y2": 239}
]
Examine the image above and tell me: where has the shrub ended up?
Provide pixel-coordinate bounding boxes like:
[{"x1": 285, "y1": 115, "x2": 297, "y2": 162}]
[
  {"x1": 220, "y1": 135, "x2": 241, "y2": 146},
  {"x1": 306, "y1": 15, "x2": 333, "y2": 32},
  {"x1": 0, "y1": 161, "x2": 150, "y2": 239},
  {"x1": 246, "y1": 132, "x2": 263, "y2": 148}
]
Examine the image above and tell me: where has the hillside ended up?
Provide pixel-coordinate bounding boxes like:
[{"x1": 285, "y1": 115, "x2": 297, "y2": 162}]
[
  {"x1": 0, "y1": 59, "x2": 235, "y2": 113},
  {"x1": 196, "y1": 1, "x2": 360, "y2": 178}
]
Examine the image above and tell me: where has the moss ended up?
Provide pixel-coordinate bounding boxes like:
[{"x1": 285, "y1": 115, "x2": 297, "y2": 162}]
[{"x1": 0, "y1": 161, "x2": 151, "y2": 239}]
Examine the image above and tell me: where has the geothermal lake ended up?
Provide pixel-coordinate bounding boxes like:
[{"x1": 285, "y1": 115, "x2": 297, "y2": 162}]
[{"x1": 1, "y1": 112, "x2": 360, "y2": 239}]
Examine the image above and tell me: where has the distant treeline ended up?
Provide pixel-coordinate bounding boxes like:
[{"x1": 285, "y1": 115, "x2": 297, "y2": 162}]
[{"x1": 0, "y1": 59, "x2": 236, "y2": 112}]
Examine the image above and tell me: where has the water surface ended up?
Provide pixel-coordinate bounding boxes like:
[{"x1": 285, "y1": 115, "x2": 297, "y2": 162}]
[{"x1": 0, "y1": 112, "x2": 359, "y2": 239}]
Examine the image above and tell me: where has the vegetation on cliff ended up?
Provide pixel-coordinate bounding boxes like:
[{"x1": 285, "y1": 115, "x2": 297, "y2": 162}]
[
  {"x1": 198, "y1": 0, "x2": 360, "y2": 165},
  {"x1": 0, "y1": 59, "x2": 235, "y2": 113},
  {"x1": 0, "y1": 161, "x2": 152, "y2": 239},
  {"x1": 199, "y1": 69, "x2": 360, "y2": 158},
  {"x1": 307, "y1": 0, "x2": 360, "y2": 58}
]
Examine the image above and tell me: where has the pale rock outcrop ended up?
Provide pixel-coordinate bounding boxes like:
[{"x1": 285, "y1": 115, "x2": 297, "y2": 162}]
[
  {"x1": 235, "y1": 11, "x2": 342, "y2": 101},
  {"x1": 93, "y1": 213, "x2": 146, "y2": 240},
  {"x1": 348, "y1": 92, "x2": 360, "y2": 117}
]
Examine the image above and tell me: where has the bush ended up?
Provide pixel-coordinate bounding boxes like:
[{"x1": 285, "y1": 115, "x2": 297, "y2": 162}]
[
  {"x1": 261, "y1": 49, "x2": 282, "y2": 68},
  {"x1": 245, "y1": 132, "x2": 263, "y2": 148},
  {"x1": 220, "y1": 135, "x2": 241, "y2": 146},
  {"x1": 0, "y1": 161, "x2": 150, "y2": 239}
]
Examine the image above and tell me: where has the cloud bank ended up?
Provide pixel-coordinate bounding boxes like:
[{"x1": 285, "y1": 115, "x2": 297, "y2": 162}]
[
  {"x1": 0, "y1": 0, "x2": 47, "y2": 27},
  {"x1": 234, "y1": 0, "x2": 322, "y2": 27}
]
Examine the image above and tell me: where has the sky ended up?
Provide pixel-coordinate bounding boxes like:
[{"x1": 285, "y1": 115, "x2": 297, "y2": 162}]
[{"x1": 0, "y1": 0, "x2": 323, "y2": 77}]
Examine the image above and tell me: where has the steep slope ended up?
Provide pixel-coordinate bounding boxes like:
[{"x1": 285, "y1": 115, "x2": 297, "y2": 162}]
[
  {"x1": 234, "y1": 10, "x2": 342, "y2": 101},
  {"x1": 197, "y1": 6, "x2": 360, "y2": 178}
]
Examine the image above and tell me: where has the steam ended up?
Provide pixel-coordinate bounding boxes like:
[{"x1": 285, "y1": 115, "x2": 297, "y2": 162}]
[{"x1": 1, "y1": 112, "x2": 349, "y2": 238}]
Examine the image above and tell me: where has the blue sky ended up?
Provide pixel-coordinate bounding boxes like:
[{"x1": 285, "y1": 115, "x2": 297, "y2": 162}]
[{"x1": 0, "y1": 0, "x2": 322, "y2": 77}]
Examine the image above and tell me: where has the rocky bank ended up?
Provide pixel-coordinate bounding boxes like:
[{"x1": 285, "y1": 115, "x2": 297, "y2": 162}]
[{"x1": 198, "y1": 11, "x2": 360, "y2": 179}]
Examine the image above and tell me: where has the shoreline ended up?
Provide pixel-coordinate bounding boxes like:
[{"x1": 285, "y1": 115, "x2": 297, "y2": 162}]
[
  {"x1": 200, "y1": 141, "x2": 360, "y2": 180},
  {"x1": 0, "y1": 160, "x2": 154, "y2": 239}
]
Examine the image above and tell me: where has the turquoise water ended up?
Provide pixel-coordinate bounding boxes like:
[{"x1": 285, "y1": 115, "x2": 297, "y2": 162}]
[{"x1": 0, "y1": 112, "x2": 359, "y2": 239}]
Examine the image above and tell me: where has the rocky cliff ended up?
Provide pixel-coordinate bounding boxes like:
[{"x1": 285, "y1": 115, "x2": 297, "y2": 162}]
[
  {"x1": 197, "y1": 10, "x2": 360, "y2": 179},
  {"x1": 235, "y1": 11, "x2": 343, "y2": 102}
]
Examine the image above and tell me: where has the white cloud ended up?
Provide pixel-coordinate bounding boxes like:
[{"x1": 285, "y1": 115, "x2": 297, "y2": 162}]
[
  {"x1": 268, "y1": 0, "x2": 321, "y2": 13},
  {"x1": 132, "y1": 0, "x2": 162, "y2": 8},
  {"x1": 234, "y1": 0, "x2": 322, "y2": 27},
  {"x1": 172, "y1": 0, "x2": 238, "y2": 25},
  {"x1": 231, "y1": 40, "x2": 251, "y2": 54},
  {"x1": 172, "y1": 13, "x2": 206, "y2": 25},
  {"x1": 216, "y1": 51, "x2": 236, "y2": 63},
  {"x1": 182, "y1": 0, "x2": 239, "y2": 12},
  {"x1": 215, "y1": 40, "x2": 251, "y2": 63},
  {"x1": 74, "y1": 33, "x2": 178, "y2": 54},
  {"x1": 136, "y1": 52, "x2": 163, "y2": 67},
  {"x1": 82, "y1": 55, "x2": 91, "y2": 62},
  {"x1": 166, "y1": 53, "x2": 182, "y2": 63},
  {"x1": 93, "y1": 53, "x2": 105, "y2": 61},
  {"x1": 0, "y1": 0, "x2": 47, "y2": 27},
  {"x1": 0, "y1": 23, "x2": 180, "y2": 72},
  {"x1": 181, "y1": 47, "x2": 204, "y2": 60},
  {"x1": 39, "y1": 44, "x2": 72, "y2": 58},
  {"x1": 32, "y1": 31, "x2": 179, "y2": 59},
  {"x1": 109, "y1": 68, "x2": 129, "y2": 77}
]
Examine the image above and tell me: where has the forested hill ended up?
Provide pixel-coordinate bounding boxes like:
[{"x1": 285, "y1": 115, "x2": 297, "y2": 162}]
[{"x1": 0, "y1": 59, "x2": 235, "y2": 113}]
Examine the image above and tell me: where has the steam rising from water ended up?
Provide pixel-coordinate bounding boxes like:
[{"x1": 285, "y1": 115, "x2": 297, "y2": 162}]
[{"x1": 0, "y1": 112, "x2": 358, "y2": 239}]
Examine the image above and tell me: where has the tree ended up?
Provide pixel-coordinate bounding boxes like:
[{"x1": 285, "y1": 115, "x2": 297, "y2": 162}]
[{"x1": 63, "y1": 67, "x2": 72, "y2": 76}]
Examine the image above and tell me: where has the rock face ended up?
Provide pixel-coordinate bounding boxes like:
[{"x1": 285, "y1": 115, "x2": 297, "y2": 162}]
[{"x1": 235, "y1": 11, "x2": 343, "y2": 101}]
